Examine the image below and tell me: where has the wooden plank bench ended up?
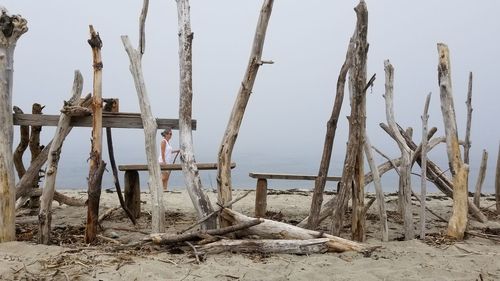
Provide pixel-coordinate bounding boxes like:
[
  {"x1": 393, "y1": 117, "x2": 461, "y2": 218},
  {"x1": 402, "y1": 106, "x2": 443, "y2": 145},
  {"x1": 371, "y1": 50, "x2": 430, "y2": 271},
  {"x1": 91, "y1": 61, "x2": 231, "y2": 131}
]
[
  {"x1": 119, "y1": 162, "x2": 235, "y2": 218},
  {"x1": 249, "y1": 172, "x2": 341, "y2": 217}
]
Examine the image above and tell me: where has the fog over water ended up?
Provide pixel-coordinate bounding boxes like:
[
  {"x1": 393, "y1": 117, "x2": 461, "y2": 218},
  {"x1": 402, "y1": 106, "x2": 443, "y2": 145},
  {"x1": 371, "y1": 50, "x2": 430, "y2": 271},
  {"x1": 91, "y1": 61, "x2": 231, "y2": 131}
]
[{"x1": 3, "y1": 1, "x2": 500, "y2": 192}]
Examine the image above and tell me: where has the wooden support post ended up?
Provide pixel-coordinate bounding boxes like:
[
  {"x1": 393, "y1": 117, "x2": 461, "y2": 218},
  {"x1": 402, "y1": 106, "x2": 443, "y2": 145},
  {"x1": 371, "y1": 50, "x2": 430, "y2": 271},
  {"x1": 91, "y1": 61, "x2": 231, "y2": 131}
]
[
  {"x1": 496, "y1": 142, "x2": 500, "y2": 214},
  {"x1": 420, "y1": 93, "x2": 432, "y2": 239},
  {"x1": 473, "y1": 149, "x2": 488, "y2": 208},
  {"x1": 124, "y1": 170, "x2": 141, "y2": 219},
  {"x1": 28, "y1": 103, "x2": 44, "y2": 209},
  {"x1": 254, "y1": 178, "x2": 267, "y2": 218}
]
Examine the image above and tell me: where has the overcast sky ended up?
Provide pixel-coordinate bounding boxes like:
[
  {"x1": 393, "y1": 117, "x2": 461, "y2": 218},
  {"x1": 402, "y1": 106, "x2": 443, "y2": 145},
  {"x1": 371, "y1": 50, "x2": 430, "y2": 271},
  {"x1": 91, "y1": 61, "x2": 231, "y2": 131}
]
[{"x1": 3, "y1": 0, "x2": 500, "y2": 190}]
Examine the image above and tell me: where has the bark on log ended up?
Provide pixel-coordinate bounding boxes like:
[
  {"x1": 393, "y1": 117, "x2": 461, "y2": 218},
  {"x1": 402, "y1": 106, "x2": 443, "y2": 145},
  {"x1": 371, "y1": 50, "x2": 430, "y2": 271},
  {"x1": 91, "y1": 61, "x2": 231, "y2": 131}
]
[
  {"x1": 221, "y1": 208, "x2": 368, "y2": 253},
  {"x1": 420, "y1": 93, "x2": 431, "y2": 239},
  {"x1": 383, "y1": 60, "x2": 414, "y2": 240},
  {"x1": 28, "y1": 103, "x2": 44, "y2": 209},
  {"x1": 39, "y1": 71, "x2": 84, "y2": 244},
  {"x1": 217, "y1": 0, "x2": 274, "y2": 227},
  {"x1": 85, "y1": 25, "x2": 105, "y2": 243},
  {"x1": 12, "y1": 106, "x2": 28, "y2": 178},
  {"x1": 473, "y1": 150, "x2": 488, "y2": 208},
  {"x1": 363, "y1": 133, "x2": 388, "y2": 241},
  {"x1": 121, "y1": 0, "x2": 164, "y2": 233},
  {"x1": 437, "y1": 43, "x2": 468, "y2": 240},
  {"x1": 332, "y1": 1, "x2": 368, "y2": 239},
  {"x1": 464, "y1": 72, "x2": 473, "y2": 164},
  {"x1": 177, "y1": 0, "x2": 216, "y2": 229},
  {"x1": 0, "y1": 8, "x2": 28, "y2": 243},
  {"x1": 307, "y1": 37, "x2": 354, "y2": 229}
]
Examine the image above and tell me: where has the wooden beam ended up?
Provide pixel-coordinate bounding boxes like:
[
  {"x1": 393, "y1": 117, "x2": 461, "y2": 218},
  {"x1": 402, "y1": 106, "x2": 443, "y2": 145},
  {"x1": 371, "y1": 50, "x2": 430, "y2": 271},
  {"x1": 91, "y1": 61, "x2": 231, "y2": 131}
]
[
  {"x1": 13, "y1": 113, "x2": 197, "y2": 130},
  {"x1": 249, "y1": 172, "x2": 341, "y2": 181},
  {"x1": 119, "y1": 162, "x2": 236, "y2": 171}
]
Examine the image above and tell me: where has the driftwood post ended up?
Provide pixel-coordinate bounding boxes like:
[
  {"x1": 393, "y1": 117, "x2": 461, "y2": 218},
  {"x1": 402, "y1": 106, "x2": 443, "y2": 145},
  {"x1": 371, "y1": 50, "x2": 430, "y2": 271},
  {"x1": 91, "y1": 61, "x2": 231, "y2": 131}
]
[
  {"x1": 463, "y1": 72, "x2": 473, "y2": 164},
  {"x1": 38, "y1": 71, "x2": 83, "y2": 244},
  {"x1": 217, "y1": 0, "x2": 274, "y2": 227},
  {"x1": 420, "y1": 93, "x2": 431, "y2": 239},
  {"x1": 383, "y1": 60, "x2": 414, "y2": 240},
  {"x1": 85, "y1": 25, "x2": 106, "y2": 243},
  {"x1": 437, "y1": 43, "x2": 468, "y2": 240},
  {"x1": 363, "y1": 133, "x2": 388, "y2": 241},
  {"x1": 12, "y1": 106, "x2": 29, "y2": 178},
  {"x1": 28, "y1": 103, "x2": 44, "y2": 208},
  {"x1": 473, "y1": 149, "x2": 488, "y2": 208},
  {"x1": 122, "y1": 0, "x2": 165, "y2": 232},
  {"x1": 176, "y1": 0, "x2": 216, "y2": 229},
  {"x1": 0, "y1": 8, "x2": 28, "y2": 242},
  {"x1": 307, "y1": 38, "x2": 354, "y2": 230},
  {"x1": 331, "y1": 1, "x2": 369, "y2": 240}
]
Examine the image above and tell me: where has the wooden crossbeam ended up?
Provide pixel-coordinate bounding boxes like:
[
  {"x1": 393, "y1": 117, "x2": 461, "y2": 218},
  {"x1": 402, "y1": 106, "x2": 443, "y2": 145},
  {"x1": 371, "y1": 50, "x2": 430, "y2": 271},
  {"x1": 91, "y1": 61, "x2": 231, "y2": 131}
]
[
  {"x1": 119, "y1": 162, "x2": 236, "y2": 171},
  {"x1": 249, "y1": 172, "x2": 341, "y2": 181},
  {"x1": 12, "y1": 112, "x2": 196, "y2": 130}
]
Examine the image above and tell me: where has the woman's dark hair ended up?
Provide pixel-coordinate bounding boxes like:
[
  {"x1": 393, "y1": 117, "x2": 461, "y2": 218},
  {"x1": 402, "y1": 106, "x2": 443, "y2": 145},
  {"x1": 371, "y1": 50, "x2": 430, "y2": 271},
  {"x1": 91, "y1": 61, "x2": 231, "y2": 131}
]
[{"x1": 161, "y1": 127, "x2": 172, "y2": 137}]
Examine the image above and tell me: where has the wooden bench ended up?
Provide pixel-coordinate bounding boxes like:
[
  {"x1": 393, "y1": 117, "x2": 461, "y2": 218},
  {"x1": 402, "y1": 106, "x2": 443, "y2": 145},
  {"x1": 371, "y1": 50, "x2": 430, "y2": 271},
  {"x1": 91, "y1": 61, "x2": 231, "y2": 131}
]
[
  {"x1": 249, "y1": 172, "x2": 341, "y2": 217},
  {"x1": 119, "y1": 162, "x2": 235, "y2": 218}
]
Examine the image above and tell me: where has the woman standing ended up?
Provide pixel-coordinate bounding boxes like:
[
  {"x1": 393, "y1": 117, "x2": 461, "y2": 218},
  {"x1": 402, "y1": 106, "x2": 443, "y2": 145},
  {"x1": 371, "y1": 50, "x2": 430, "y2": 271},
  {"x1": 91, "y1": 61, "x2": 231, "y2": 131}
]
[{"x1": 158, "y1": 128, "x2": 179, "y2": 191}]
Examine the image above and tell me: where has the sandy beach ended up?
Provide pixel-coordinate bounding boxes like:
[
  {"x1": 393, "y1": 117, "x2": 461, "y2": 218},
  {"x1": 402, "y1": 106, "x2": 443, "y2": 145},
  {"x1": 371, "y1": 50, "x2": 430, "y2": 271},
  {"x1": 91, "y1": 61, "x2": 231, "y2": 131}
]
[{"x1": 2, "y1": 189, "x2": 500, "y2": 281}]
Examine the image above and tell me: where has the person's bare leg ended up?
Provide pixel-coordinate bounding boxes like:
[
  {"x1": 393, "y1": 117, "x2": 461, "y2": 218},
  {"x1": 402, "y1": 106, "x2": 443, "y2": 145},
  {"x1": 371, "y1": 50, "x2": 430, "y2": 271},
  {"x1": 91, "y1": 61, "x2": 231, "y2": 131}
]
[
  {"x1": 164, "y1": 172, "x2": 171, "y2": 191},
  {"x1": 161, "y1": 172, "x2": 168, "y2": 191}
]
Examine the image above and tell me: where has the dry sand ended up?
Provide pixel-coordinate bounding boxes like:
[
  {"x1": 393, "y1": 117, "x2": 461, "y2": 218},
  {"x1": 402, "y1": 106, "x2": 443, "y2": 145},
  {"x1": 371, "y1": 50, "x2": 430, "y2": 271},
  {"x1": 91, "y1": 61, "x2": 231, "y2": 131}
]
[{"x1": 2, "y1": 189, "x2": 500, "y2": 281}]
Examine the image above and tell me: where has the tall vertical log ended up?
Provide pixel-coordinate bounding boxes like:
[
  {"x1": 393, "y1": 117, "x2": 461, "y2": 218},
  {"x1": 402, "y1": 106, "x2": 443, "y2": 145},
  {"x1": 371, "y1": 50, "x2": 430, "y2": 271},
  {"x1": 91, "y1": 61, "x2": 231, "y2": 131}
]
[
  {"x1": 28, "y1": 103, "x2": 43, "y2": 208},
  {"x1": 437, "y1": 43, "x2": 468, "y2": 240},
  {"x1": 122, "y1": 0, "x2": 164, "y2": 233},
  {"x1": 330, "y1": 1, "x2": 368, "y2": 240},
  {"x1": 383, "y1": 60, "x2": 414, "y2": 240},
  {"x1": 39, "y1": 71, "x2": 83, "y2": 244},
  {"x1": 85, "y1": 25, "x2": 104, "y2": 243},
  {"x1": 0, "y1": 8, "x2": 28, "y2": 243},
  {"x1": 307, "y1": 37, "x2": 354, "y2": 230},
  {"x1": 217, "y1": 0, "x2": 274, "y2": 227},
  {"x1": 363, "y1": 132, "x2": 388, "y2": 241},
  {"x1": 473, "y1": 149, "x2": 487, "y2": 208},
  {"x1": 496, "y1": 142, "x2": 500, "y2": 214},
  {"x1": 177, "y1": 0, "x2": 216, "y2": 229},
  {"x1": 420, "y1": 93, "x2": 431, "y2": 239},
  {"x1": 463, "y1": 72, "x2": 473, "y2": 164}
]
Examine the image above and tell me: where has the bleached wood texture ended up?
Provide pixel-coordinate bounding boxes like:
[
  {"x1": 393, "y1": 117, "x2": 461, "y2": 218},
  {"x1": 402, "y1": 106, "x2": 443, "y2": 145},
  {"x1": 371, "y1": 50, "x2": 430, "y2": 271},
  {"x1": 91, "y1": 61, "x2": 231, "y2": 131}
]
[
  {"x1": 437, "y1": 43, "x2": 468, "y2": 240},
  {"x1": 85, "y1": 25, "x2": 105, "y2": 243},
  {"x1": 221, "y1": 208, "x2": 367, "y2": 253},
  {"x1": 121, "y1": 0, "x2": 165, "y2": 233},
  {"x1": 383, "y1": 60, "x2": 414, "y2": 240},
  {"x1": 363, "y1": 132, "x2": 388, "y2": 241},
  {"x1": 28, "y1": 103, "x2": 43, "y2": 209},
  {"x1": 176, "y1": 0, "x2": 216, "y2": 229},
  {"x1": 464, "y1": 72, "x2": 473, "y2": 164},
  {"x1": 473, "y1": 149, "x2": 488, "y2": 208},
  {"x1": 39, "y1": 71, "x2": 83, "y2": 244},
  {"x1": 420, "y1": 93, "x2": 431, "y2": 239},
  {"x1": 0, "y1": 8, "x2": 28, "y2": 243},
  {"x1": 217, "y1": 0, "x2": 274, "y2": 227},
  {"x1": 12, "y1": 106, "x2": 28, "y2": 179},
  {"x1": 308, "y1": 36, "x2": 354, "y2": 230}
]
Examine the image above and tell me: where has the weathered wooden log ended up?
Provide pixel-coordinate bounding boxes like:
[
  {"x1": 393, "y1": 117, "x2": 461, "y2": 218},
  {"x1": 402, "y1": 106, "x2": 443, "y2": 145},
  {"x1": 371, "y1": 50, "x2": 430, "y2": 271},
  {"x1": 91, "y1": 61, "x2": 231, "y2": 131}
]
[
  {"x1": 332, "y1": 1, "x2": 369, "y2": 240},
  {"x1": 383, "y1": 60, "x2": 414, "y2": 240},
  {"x1": 437, "y1": 43, "x2": 468, "y2": 240},
  {"x1": 473, "y1": 150, "x2": 488, "y2": 208},
  {"x1": 255, "y1": 179, "x2": 267, "y2": 218},
  {"x1": 420, "y1": 93, "x2": 432, "y2": 239},
  {"x1": 221, "y1": 208, "x2": 367, "y2": 253},
  {"x1": 28, "y1": 103, "x2": 44, "y2": 209},
  {"x1": 13, "y1": 106, "x2": 29, "y2": 178},
  {"x1": 176, "y1": 0, "x2": 216, "y2": 229},
  {"x1": 85, "y1": 25, "x2": 105, "y2": 243},
  {"x1": 26, "y1": 189, "x2": 86, "y2": 207},
  {"x1": 38, "y1": 71, "x2": 84, "y2": 244},
  {"x1": 0, "y1": 8, "x2": 28, "y2": 243},
  {"x1": 217, "y1": 0, "x2": 274, "y2": 228},
  {"x1": 464, "y1": 72, "x2": 473, "y2": 164},
  {"x1": 60, "y1": 105, "x2": 92, "y2": 116},
  {"x1": 496, "y1": 142, "x2": 500, "y2": 214},
  {"x1": 124, "y1": 170, "x2": 141, "y2": 219},
  {"x1": 363, "y1": 133, "x2": 388, "y2": 241},
  {"x1": 148, "y1": 219, "x2": 263, "y2": 244},
  {"x1": 307, "y1": 37, "x2": 354, "y2": 229}
]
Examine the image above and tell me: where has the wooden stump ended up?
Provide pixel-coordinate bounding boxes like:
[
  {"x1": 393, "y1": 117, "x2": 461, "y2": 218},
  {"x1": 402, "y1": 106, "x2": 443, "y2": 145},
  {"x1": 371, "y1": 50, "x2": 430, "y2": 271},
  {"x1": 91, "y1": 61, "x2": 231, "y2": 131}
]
[
  {"x1": 254, "y1": 178, "x2": 267, "y2": 218},
  {"x1": 124, "y1": 170, "x2": 141, "y2": 219}
]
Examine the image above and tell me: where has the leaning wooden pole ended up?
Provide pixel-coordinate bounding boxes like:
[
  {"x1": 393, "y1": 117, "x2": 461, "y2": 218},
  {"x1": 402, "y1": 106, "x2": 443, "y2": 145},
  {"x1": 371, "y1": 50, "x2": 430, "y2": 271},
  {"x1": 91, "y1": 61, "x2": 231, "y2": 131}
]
[
  {"x1": 39, "y1": 71, "x2": 84, "y2": 244},
  {"x1": 463, "y1": 72, "x2": 473, "y2": 164},
  {"x1": 217, "y1": 0, "x2": 274, "y2": 227},
  {"x1": 473, "y1": 149, "x2": 488, "y2": 208},
  {"x1": 0, "y1": 8, "x2": 28, "y2": 243},
  {"x1": 176, "y1": 0, "x2": 216, "y2": 229},
  {"x1": 12, "y1": 106, "x2": 29, "y2": 179},
  {"x1": 437, "y1": 43, "x2": 468, "y2": 240},
  {"x1": 307, "y1": 37, "x2": 354, "y2": 230},
  {"x1": 85, "y1": 25, "x2": 105, "y2": 243},
  {"x1": 420, "y1": 92, "x2": 431, "y2": 239},
  {"x1": 122, "y1": 0, "x2": 164, "y2": 232}
]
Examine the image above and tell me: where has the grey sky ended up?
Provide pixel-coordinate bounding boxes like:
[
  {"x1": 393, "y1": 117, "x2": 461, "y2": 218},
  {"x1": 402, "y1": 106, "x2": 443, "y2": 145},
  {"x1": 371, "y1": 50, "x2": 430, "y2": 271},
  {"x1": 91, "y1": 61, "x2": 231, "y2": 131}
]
[{"x1": 3, "y1": 1, "x2": 500, "y2": 190}]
